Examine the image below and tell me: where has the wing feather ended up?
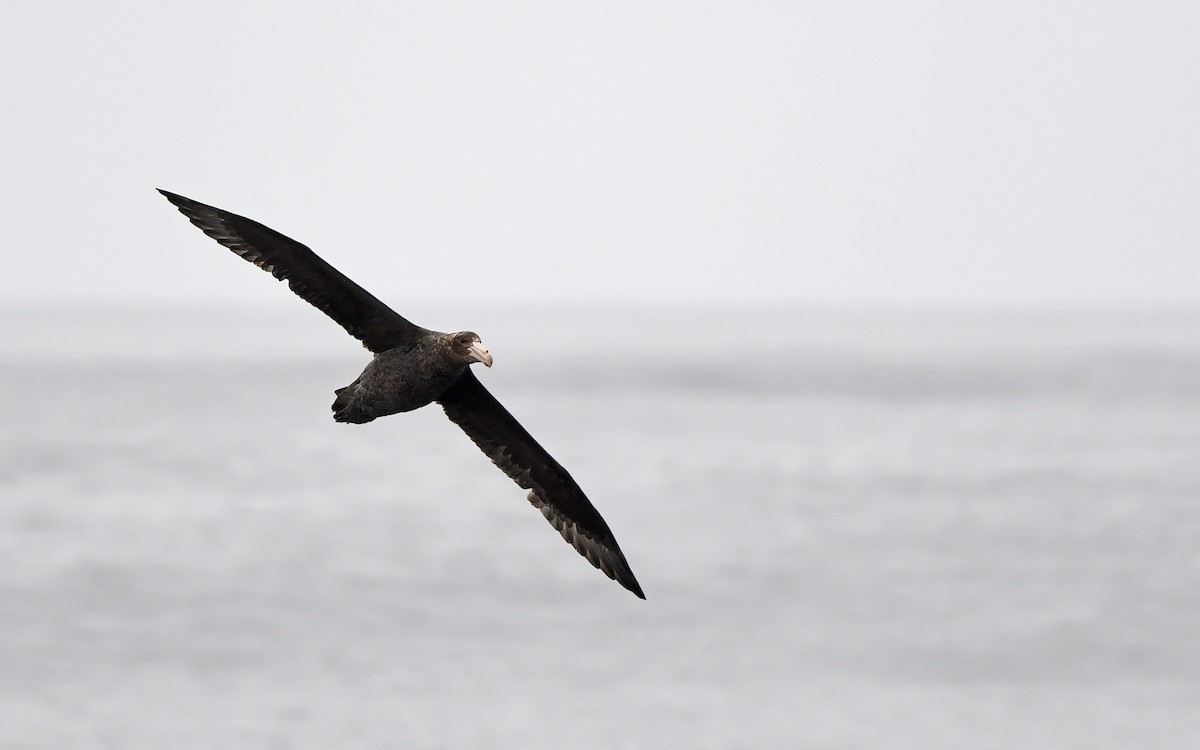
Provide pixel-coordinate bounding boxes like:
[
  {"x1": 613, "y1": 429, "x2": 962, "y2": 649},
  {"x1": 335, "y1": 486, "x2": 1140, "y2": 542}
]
[
  {"x1": 438, "y1": 370, "x2": 645, "y2": 599},
  {"x1": 159, "y1": 189, "x2": 425, "y2": 352}
]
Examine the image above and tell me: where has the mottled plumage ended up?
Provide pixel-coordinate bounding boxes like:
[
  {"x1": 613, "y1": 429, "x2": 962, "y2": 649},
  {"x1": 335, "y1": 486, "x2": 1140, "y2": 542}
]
[{"x1": 159, "y1": 189, "x2": 644, "y2": 599}]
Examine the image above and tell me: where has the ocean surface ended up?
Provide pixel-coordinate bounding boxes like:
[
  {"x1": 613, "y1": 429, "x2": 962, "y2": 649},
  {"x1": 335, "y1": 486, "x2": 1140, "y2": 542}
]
[{"x1": 1, "y1": 305, "x2": 1198, "y2": 749}]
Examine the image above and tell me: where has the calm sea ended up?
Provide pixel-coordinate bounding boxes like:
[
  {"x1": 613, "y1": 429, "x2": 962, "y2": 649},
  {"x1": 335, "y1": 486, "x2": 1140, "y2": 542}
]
[{"x1": 1, "y1": 306, "x2": 1198, "y2": 749}]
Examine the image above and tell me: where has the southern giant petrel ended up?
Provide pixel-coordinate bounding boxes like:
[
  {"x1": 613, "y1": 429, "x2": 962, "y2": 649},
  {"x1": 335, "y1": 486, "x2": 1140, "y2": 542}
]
[{"x1": 159, "y1": 189, "x2": 644, "y2": 599}]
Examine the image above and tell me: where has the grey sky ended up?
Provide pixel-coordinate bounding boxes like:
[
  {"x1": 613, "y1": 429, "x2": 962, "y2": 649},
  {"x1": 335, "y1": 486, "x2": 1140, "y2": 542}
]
[{"x1": 3, "y1": 2, "x2": 1197, "y2": 308}]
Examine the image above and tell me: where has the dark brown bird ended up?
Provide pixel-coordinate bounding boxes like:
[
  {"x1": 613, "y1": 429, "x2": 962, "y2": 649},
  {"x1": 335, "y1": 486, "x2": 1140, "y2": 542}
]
[{"x1": 159, "y1": 189, "x2": 644, "y2": 599}]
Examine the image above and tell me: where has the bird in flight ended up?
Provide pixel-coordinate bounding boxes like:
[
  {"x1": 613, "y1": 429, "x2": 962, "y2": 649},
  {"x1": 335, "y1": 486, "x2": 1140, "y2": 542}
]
[{"x1": 159, "y1": 189, "x2": 644, "y2": 599}]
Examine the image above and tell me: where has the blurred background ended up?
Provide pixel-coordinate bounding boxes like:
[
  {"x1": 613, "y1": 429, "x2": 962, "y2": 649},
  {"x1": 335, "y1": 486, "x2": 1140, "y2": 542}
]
[{"x1": 2, "y1": 3, "x2": 1198, "y2": 748}]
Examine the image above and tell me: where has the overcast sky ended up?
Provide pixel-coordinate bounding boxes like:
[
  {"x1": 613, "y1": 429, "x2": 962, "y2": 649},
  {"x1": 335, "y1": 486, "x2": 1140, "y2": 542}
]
[{"x1": 2, "y1": 2, "x2": 1197, "y2": 310}]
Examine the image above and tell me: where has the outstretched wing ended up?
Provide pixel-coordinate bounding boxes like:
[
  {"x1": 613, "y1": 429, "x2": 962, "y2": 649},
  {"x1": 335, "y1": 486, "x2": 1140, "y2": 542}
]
[
  {"x1": 438, "y1": 370, "x2": 645, "y2": 599},
  {"x1": 159, "y1": 189, "x2": 426, "y2": 353}
]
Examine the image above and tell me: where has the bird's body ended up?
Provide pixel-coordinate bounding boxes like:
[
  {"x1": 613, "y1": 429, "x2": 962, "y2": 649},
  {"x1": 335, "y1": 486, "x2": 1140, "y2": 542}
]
[
  {"x1": 332, "y1": 333, "x2": 491, "y2": 423},
  {"x1": 159, "y1": 189, "x2": 644, "y2": 599}
]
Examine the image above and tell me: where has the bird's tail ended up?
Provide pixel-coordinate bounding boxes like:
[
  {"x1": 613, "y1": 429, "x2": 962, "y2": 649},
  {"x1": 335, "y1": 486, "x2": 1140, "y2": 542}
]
[{"x1": 331, "y1": 385, "x2": 374, "y2": 424}]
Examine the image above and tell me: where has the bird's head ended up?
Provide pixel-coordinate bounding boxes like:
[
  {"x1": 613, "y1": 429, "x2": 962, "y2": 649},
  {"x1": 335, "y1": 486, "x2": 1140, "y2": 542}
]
[{"x1": 449, "y1": 331, "x2": 493, "y2": 368}]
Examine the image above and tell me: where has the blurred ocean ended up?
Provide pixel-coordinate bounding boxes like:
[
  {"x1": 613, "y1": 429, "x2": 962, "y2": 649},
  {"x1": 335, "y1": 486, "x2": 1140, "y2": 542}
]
[{"x1": 1, "y1": 305, "x2": 1198, "y2": 749}]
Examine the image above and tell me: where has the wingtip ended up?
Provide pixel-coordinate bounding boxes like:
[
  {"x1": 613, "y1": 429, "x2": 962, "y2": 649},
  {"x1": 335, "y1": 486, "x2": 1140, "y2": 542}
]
[
  {"x1": 157, "y1": 188, "x2": 183, "y2": 205},
  {"x1": 619, "y1": 569, "x2": 646, "y2": 600},
  {"x1": 158, "y1": 189, "x2": 208, "y2": 217}
]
